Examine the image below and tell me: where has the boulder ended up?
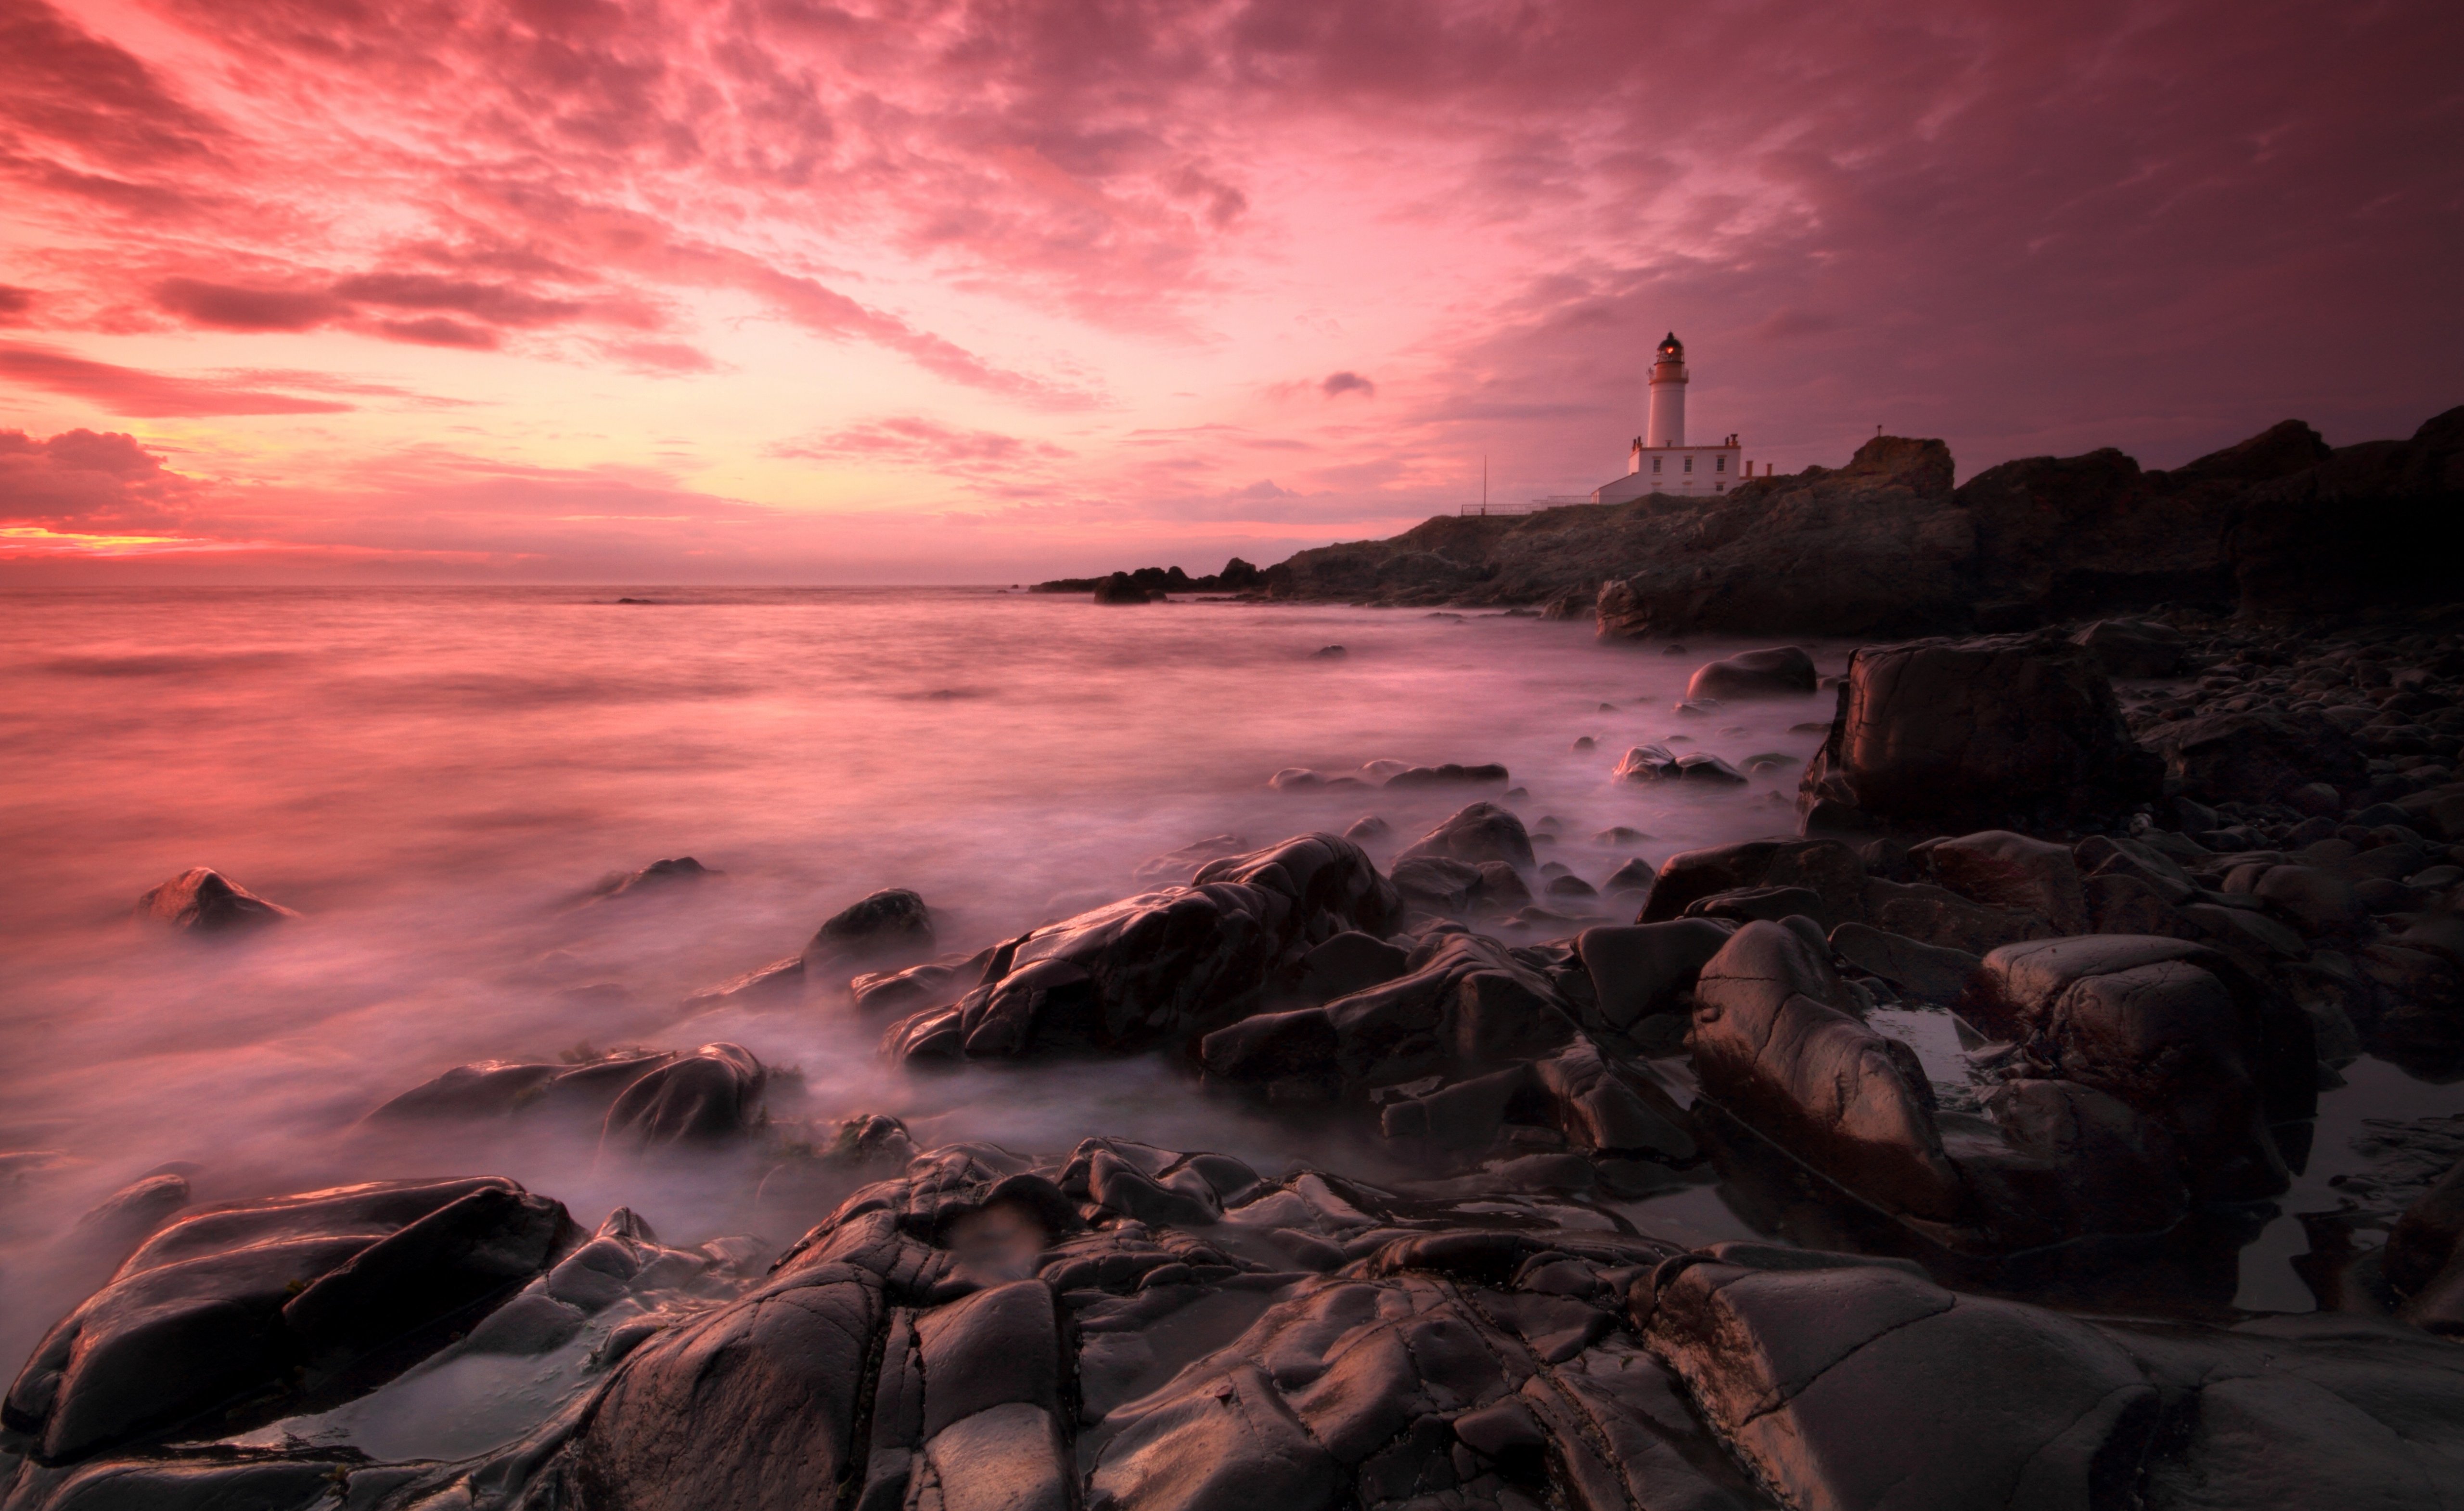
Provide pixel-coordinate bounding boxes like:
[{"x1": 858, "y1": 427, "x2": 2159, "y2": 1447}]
[
  {"x1": 1134, "y1": 835, "x2": 1252, "y2": 888},
  {"x1": 1684, "y1": 646, "x2": 1817, "y2": 700},
  {"x1": 1929, "y1": 829, "x2": 2092, "y2": 933},
  {"x1": 1396, "y1": 802, "x2": 1535, "y2": 870},
  {"x1": 366, "y1": 1047, "x2": 732, "y2": 1130},
  {"x1": 1200, "y1": 932, "x2": 1690, "y2": 1161},
  {"x1": 806, "y1": 888, "x2": 936, "y2": 973},
  {"x1": 1611, "y1": 744, "x2": 1747, "y2": 784},
  {"x1": 1861, "y1": 876, "x2": 2053, "y2": 954},
  {"x1": 1959, "y1": 935, "x2": 2312, "y2": 1201},
  {"x1": 1827, "y1": 922, "x2": 1980, "y2": 1005},
  {"x1": 601, "y1": 1043, "x2": 768, "y2": 1151},
  {"x1": 2143, "y1": 710, "x2": 2371, "y2": 807},
  {"x1": 1688, "y1": 921, "x2": 1968, "y2": 1222},
  {"x1": 1643, "y1": 1257, "x2": 2158, "y2": 1511},
  {"x1": 1797, "y1": 631, "x2": 2162, "y2": 832},
  {"x1": 4, "y1": 1178, "x2": 572, "y2": 1462},
  {"x1": 1574, "y1": 920, "x2": 1734, "y2": 1030},
  {"x1": 133, "y1": 868, "x2": 297, "y2": 933},
  {"x1": 2385, "y1": 1155, "x2": 2464, "y2": 1333},
  {"x1": 2071, "y1": 618, "x2": 2186, "y2": 678},
  {"x1": 2253, "y1": 864, "x2": 2369, "y2": 935},
  {"x1": 1636, "y1": 838, "x2": 1867, "y2": 925},
  {"x1": 884, "y1": 835, "x2": 1399, "y2": 1065}
]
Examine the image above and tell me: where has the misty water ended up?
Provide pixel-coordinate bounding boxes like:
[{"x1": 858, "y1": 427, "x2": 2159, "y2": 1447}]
[{"x1": 1, "y1": 587, "x2": 2454, "y2": 1437}]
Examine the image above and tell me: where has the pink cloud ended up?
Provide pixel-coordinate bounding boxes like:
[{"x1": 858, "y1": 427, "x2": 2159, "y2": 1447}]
[{"x1": 0, "y1": 342, "x2": 353, "y2": 416}]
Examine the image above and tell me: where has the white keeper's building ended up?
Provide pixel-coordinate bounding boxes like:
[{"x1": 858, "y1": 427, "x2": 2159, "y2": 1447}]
[{"x1": 1589, "y1": 333, "x2": 1764, "y2": 504}]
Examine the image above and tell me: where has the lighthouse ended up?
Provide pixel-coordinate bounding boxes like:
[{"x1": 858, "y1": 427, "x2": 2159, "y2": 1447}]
[
  {"x1": 1588, "y1": 330, "x2": 1754, "y2": 505},
  {"x1": 1645, "y1": 332, "x2": 1686, "y2": 448}
]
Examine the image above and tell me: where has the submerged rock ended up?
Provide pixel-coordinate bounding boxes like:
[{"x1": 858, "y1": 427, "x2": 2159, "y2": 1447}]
[
  {"x1": 883, "y1": 834, "x2": 1399, "y2": 1066},
  {"x1": 807, "y1": 887, "x2": 936, "y2": 971},
  {"x1": 1396, "y1": 801, "x2": 1535, "y2": 870},
  {"x1": 133, "y1": 867, "x2": 297, "y2": 933},
  {"x1": 1684, "y1": 645, "x2": 1817, "y2": 700}
]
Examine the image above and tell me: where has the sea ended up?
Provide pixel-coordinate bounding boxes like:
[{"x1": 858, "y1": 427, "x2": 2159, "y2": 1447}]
[{"x1": 1, "y1": 586, "x2": 2455, "y2": 1408}]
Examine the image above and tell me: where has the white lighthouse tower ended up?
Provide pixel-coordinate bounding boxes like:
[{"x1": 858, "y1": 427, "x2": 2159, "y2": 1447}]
[
  {"x1": 1588, "y1": 329, "x2": 1752, "y2": 504},
  {"x1": 1645, "y1": 332, "x2": 1686, "y2": 448}
]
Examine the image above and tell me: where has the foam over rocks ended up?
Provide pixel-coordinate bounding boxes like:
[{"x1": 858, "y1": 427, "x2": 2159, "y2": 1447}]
[{"x1": 12, "y1": 578, "x2": 2464, "y2": 1508}]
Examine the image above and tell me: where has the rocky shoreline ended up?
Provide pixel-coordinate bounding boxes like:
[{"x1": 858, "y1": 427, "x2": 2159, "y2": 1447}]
[{"x1": 9, "y1": 593, "x2": 2464, "y2": 1506}]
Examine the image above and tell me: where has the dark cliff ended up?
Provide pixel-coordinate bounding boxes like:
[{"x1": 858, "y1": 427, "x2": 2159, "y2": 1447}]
[{"x1": 1256, "y1": 407, "x2": 2464, "y2": 633}]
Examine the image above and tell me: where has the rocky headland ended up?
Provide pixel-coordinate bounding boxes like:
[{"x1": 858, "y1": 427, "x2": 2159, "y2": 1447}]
[
  {"x1": 1242, "y1": 406, "x2": 2464, "y2": 636},
  {"x1": 11, "y1": 422, "x2": 2464, "y2": 1508}
]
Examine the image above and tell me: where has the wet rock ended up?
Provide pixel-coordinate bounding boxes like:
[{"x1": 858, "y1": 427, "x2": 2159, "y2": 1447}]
[
  {"x1": 807, "y1": 887, "x2": 937, "y2": 972},
  {"x1": 1397, "y1": 802, "x2": 1535, "y2": 870},
  {"x1": 1201, "y1": 931, "x2": 1689, "y2": 1161},
  {"x1": 64, "y1": 1174, "x2": 192, "y2": 1268},
  {"x1": 1636, "y1": 838, "x2": 1868, "y2": 925},
  {"x1": 2071, "y1": 617, "x2": 2186, "y2": 678},
  {"x1": 1601, "y1": 858, "x2": 1657, "y2": 898},
  {"x1": 2383, "y1": 1154, "x2": 2464, "y2": 1333},
  {"x1": 1960, "y1": 935, "x2": 2313, "y2": 1201},
  {"x1": 1342, "y1": 814, "x2": 1391, "y2": 844},
  {"x1": 1690, "y1": 921, "x2": 1967, "y2": 1222},
  {"x1": 1684, "y1": 646, "x2": 1817, "y2": 700},
  {"x1": 1383, "y1": 761, "x2": 1511, "y2": 788},
  {"x1": 1929, "y1": 829, "x2": 2092, "y2": 933},
  {"x1": 1611, "y1": 744, "x2": 1747, "y2": 784},
  {"x1": 1643, "y1": 1256, "x2": 2156, "y2": 1511},
  {"x1": 2145, "y1": 710, "x2": 2371, "y2": 807},
  {"x1": 1389, "y1": 855, "x2": 1485, "y2": 915},
  {"x1": 1861, "y1": 875, "x2": 2053, "y2": 954},
  {"x1": 852, "y1": 950, "x2": 992, "y2": 1016},
  {"x1": 1576, "y1": 920, "x2": 1734, "y2": 1029},
  {"x1": 1827, "y1": 921, "x2": 1980, "y2": 1004},
  {"x1": 367, "y1": 1047, "x2": 698, "y2": 1126},
  {"x1": 133, "y1": 867, "x2": 297, "y2": 933},
  {"x1": 1135, "y1": 835, "x2": 1253, "y2": 887},
  {"x1": 601, "y1": 1042, "x2": 768, "y2": 1151},
  {"x1": 1291, "y1": 931, "x2": 1412, "y2": 1004},
  {"x1": 683, "y1": 953, "x2": 807, "y2": 1009},
  {"x1": 589, "y1": 856, "x2": 719, "y2": 899},
  {"x1": 3, "y1": 1177, "x2": 572, "y2": 1462},
  {"x1": 1684, "y1": 885, "x2": 1829, "y2": 929},
  {"x1": 2253, "y1": 864, "x2": 2370, "y2": 935},
  {"x1": 885, "y1": 834, "x2": 1399, "y2": 1065},
  {"x1": 1797, "y1": 630, "x2": 2162, "y2": 832},
  {"x1": 2074, "y1": 833, "x2": 2198, "y2": 904}
]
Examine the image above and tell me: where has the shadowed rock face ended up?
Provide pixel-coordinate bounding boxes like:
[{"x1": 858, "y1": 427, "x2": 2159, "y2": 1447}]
[
  {"x1": 1253, "y1": 412, "x2": 2464, "y2": 635},
  {"x1": 1797, "y1": 630, "x2": 2163, "y2": 834},
  {"x1": 3, "y1": 1177, "x2": 573, "y2": 1464}
]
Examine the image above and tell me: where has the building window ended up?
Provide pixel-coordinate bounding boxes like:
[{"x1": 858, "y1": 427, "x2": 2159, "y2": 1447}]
[
  {"x1": 1652, "y1": 457, "x2": 1661, "y2": 474},
  {"x1": 1684, "y1": 456, "x2": 1693, "y2": 473},
  {"x1": 1715, "y1": 455, "x2": 1726, "y2": 472},
  {"x1": 1715, "y1": 483, "x2": 1724, "y2": 492}
]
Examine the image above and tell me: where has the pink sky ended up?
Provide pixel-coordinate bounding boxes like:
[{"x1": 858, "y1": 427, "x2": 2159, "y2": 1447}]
[{"x1": 2, "y1": 0, "x2": 2459, "y2": 583}]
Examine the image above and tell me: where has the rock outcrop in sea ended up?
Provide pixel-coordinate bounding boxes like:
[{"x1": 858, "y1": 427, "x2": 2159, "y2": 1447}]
[
  {"x1": 12, "y1": 431, "x2": 2464, "y2": 1508},
  {"x1": 1247, "y1": 407, "x2": 2464, "y2": 632}
]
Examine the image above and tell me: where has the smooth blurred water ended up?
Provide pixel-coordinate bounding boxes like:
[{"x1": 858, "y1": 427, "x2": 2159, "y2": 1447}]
[{"x1": 0, "y1": 586, "x2": 1848, "y2": 1370}]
